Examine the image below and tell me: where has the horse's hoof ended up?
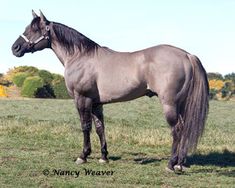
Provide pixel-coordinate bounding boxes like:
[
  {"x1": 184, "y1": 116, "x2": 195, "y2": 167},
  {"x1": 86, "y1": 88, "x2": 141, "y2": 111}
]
[
  {"x1": 75, "y1": 158, "x2": 87, "y2": 165},
  {"x1": 174, "y1": 165, "x2": 188, "y2": 171},
  {"x1": 174, "y1": 165, "x2": 185, "y2": 173},
  {"x1": 165, "y1": 167, "x2": 175, "y2": 173},
  {"x1": 99, "y1": 158, "x2": 109, "y2": 164}
]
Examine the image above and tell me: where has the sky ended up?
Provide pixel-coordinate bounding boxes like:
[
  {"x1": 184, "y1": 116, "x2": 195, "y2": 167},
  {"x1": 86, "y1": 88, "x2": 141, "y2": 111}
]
[{"x1": 1, "y1": 0, "x2": 235, "y2": 75}]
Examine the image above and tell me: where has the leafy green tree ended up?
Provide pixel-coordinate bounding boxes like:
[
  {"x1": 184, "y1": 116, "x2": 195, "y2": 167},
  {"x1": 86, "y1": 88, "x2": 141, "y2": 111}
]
[
  {"x1": 21, "y1": 76, "x2": 44, "y2": 98},
  {"x1": 224, "y1": 73, "x2": 235, "y2": 83},
  {"x1": 209, "y1": 88, "x2": 218, "y2": 100},
  {"x1": 5, "y1": 66, "x2": 39, "y2": 81},
  {"x1": 38, "y1": 70, "x2": 54, "y2": 84},
  {"x1": 12, "y1": 72, "x2": 29, "y2": 87},
  {"x1": 51, "y1": 75, "x2": 70, "y2": 99},
  {"x1": 207, "y1": 72, "x2": 223, "y2": 80}
]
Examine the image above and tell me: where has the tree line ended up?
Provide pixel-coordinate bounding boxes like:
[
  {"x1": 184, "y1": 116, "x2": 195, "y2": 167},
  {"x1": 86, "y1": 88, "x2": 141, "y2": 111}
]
[
  {"x1": 0, "y1": 66, "x2": 70, "y2": 99},
  {"x1": 207, "y1": 72, "x2": 235, "y2": 100},
  {"x1": 0, "y1": 66, "x2": 234, "y2": 100}
]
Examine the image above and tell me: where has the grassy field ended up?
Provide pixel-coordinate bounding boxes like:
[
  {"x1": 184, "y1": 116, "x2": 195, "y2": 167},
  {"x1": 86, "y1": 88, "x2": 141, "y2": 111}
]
[{"x1": 0, "y1": 98, "x2": 235, "y2": 187}]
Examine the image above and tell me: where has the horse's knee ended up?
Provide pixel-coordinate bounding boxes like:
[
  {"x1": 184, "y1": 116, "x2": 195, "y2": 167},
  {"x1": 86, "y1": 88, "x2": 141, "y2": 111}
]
[
  {"x1": 81, "y1": 122, "x2": 92, "y2": 132},
  {"x1": 163, "y1": 104, "x2": 178, "y2": 126}
]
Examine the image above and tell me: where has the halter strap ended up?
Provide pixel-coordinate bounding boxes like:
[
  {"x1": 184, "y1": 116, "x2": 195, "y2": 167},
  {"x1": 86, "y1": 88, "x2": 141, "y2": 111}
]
[
  {"x1": 20, "y1": 25, "x2": 50, "y2": 45},
  {"x1": 20, "y1": 34, "x2": 30, "y2": 43}
]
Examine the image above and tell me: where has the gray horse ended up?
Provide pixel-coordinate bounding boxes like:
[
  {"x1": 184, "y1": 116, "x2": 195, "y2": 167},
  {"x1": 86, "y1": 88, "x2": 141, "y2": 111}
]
[{"x1": 12, "y1": 11, "x2": 209, "y2": 172}]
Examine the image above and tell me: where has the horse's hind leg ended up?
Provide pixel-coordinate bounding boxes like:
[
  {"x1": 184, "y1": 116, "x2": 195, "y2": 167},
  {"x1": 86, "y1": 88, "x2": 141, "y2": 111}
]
[
  {"x1": 161, "y1": 103, "x2": 181, "y2": 171},
  {"x1": 175, "y1": 117, "x2": 188, "y2": 171},
  {"x1": 92, "y1": 104, "x2": 109, "y2": 163}
]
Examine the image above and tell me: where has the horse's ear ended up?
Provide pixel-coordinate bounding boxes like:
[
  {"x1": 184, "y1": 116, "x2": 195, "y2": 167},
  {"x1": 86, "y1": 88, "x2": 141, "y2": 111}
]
[
  {"x1": 32, "y1": 10, "x2": 38, "y2": 18},
  {"x1": 39, "y1": 10, "x2": 48, "y2": 22}
]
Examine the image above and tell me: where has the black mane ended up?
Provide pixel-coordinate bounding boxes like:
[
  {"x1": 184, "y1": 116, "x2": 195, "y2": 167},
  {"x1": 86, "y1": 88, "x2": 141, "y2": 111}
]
[{"x1": 52, "y1": 22, "x2": 99, "y2": 55}]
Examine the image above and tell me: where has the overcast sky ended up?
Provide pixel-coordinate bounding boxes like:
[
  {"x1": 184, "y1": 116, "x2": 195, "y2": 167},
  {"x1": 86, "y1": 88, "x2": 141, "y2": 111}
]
[{"x1": 1, "y1": 0, "x2": 235, "y2": 75}]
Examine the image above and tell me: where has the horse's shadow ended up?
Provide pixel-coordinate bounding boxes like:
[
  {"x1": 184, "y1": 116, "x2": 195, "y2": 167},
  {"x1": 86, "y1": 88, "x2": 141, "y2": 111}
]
[
  {"x1": 109, "y1": 149, "x2": 235, "y2": 176},
  {"x1": 109, "y1": 152, "x2": 166, "y2": 165},
  {"x1": 187, "y1": 149, "x2": 235, "y2": 167},
  {"x1": 187, "y1": 149, "x2": 235, "y2": 177}
]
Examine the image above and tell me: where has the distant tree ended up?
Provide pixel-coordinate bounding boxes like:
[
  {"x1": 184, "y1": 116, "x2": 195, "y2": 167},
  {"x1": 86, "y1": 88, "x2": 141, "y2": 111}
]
[
  {"x1": 0, "y1": 73, "x2": 11, "y2": 86},
  {"x1": 38, "y1": 70, "x2": 54, "y2": 84},
  {"x1": 224, "y1": 72, "x2": 235, "y2": 83},
  {"x1": 221, "y1": 82, "x2": 231, "y2": 98},
  {"x1": 207, "y1": 72, "x2": 223, "y2": 80},
  {"x1": 209, "y1": 88, "x2": 217, "y2": 100},
  {"x1": 52, "y1": 73, "x2": 64, "y2": 83},
  {"x1": 12, "y1": 72, "x2": 29, "y2": 87},
  {"x1": 21, "y1": 76, "x2": 44, "y2": 98},
  {"x1": 51, "y1": 74, "x2": 70, "y2": 99},
  {"x1": 209, "y1": 79, "x2": 224, "y2": 91},
  {"x1": 5, "y1": 66, "x2": 39, "y2": 81}
]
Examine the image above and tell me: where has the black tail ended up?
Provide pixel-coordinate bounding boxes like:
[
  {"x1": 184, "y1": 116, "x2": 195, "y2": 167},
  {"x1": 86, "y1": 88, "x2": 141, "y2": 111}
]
[{"x1": 180, "y1": 54, "x2": 209, "y2": 153}]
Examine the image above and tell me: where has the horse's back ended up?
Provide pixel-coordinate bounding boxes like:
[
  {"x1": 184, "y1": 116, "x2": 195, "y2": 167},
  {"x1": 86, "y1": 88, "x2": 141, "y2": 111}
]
[{"x1": 95, "y1": 44, "x2": 193, "y2": 104}]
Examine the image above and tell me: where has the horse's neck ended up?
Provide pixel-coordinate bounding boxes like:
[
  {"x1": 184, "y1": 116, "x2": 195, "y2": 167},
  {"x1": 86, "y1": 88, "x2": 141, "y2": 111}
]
[{"x1": 51, "y1": 40, "x2": 80, "y2": 67}]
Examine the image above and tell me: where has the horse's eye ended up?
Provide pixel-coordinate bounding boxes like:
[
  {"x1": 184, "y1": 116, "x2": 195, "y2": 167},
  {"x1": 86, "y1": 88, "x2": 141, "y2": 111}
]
[{"x1": 31, "y1": 24, "x2": 39, "y2": 32}]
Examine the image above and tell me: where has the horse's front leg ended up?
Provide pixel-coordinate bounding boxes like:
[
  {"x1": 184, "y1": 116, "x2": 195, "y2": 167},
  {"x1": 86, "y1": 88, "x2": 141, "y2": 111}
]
[
  {"x1": 74, "y1": 95, "x2": 92, "y2": 164},
  {"x1": 92, "y1": 104, "x2": 109, "y2": 163}
]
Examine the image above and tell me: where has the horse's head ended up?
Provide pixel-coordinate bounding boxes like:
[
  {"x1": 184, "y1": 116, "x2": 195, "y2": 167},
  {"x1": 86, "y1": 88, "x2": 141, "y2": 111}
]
[{"x1": 12, "y1": 10, "x2": 51, "y2": 57}]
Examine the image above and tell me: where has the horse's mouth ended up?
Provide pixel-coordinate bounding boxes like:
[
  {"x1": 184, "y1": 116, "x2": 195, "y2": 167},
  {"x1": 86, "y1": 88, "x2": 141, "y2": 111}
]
[
  {"x1": 12, "y1": 51, "x2": 25, "y2": 57},
  {"x1": 12, "y1": 47, "x2": 25, "y2": 57}
]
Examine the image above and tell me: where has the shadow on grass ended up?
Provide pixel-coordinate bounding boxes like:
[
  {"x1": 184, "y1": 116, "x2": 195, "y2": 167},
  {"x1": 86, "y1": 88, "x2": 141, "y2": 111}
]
[
  {"x1": 187, "y1": 149, "x2": 235, "y2": 177},
  {"x1": 133, "y1": 157, "x2": 162, "y2": 165},
  {"x1": 109, "y1": 153, "x2": 165, "y2": 165},
  {"x1": 187, "y1": 149, "x2": 235, "y2": 167},
  {"x1": 129, "y1": 152, "x2": 167, "y2": 165},
  {"x1": 109, "y1": 156, "x2": 122, "y2": 161}
]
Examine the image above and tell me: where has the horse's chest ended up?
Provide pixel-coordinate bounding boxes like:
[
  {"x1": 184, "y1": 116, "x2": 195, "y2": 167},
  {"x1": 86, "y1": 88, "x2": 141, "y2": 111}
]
[{"x1": 64, "y1": 69, "x2": 95, "y2": 97}]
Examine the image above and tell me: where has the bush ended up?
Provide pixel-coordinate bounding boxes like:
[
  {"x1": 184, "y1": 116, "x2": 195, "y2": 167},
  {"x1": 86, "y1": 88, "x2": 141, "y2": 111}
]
[
  {"x1": 21, "y1": 76, "x2": 44, "y2": 98},
  {"x1": 209, "y1": 89, "x2": 218, "y2": 100},
  {"x1": 0, "y1": 85, "x2": 7, "y2": 97},
  {"x1": 38, "y1": 70, "x2": 54, "y2": 84},
  {"x1": 52, "y1": 80, "x2": 70, "y2": 99},
  {"x1": 12, "y1": 73, "x2": 29, "y2": 87},
  {"x1": 52, "y1": 73, "x2": 64, "y2": 83},
  {"x1": 5, "y1": 66, "x2": 39, "y2": 81},
  {"x1": 221, "y1": 81, "x2": 233, "y2": 98},
  {"x1": 0, "y1": 74, "x2": 11, "y2": 86},
  {"x1": 209, "y1": 79, "x2": 224, "y2": 91},
  {"x1": 35, "y1": 84, "x2": 55, "y2": 98},
  {"x1": 224, "y1": 73, "x2": 235, "y2": 84}
]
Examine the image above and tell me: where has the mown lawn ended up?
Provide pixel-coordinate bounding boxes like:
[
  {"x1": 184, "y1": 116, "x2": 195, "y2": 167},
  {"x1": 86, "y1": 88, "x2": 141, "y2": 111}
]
[{"x1": 0, "y1": 98, "x2": 235, "y2": 187}]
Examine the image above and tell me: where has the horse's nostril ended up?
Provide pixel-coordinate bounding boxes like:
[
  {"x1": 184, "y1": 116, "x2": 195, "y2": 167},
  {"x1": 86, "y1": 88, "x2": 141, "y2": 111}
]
[{"x1": 14, "y1": 44, "x2": 21, "y2": 51}]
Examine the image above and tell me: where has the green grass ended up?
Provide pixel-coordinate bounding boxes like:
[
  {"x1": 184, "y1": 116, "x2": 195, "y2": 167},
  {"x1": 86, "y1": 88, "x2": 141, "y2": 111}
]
[{"x1": 0, "y1": 98, "x2": 235, "y2": 187}]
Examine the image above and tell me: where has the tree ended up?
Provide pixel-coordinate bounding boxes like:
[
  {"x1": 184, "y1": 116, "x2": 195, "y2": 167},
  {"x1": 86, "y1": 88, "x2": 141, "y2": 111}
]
[
  {"x1": 21, "y1": 76, "x2": 44, "y2": 98},
  {"x1": 224, "y1": 73, "x2": 235, "y2": 84},
  {"x1": 51, "y1": 75, "x2": 70, "y2": 99},
  {"x1": 5, "y1": 66, "x2": 39, "y2": 81},
  {"x1": 0, "y1": 73, "x2": 11, "y2": 86},
  {"x1": 221, "y1": 82, "x2": 231, "y2": 98},
  {"x1": 209, "y1": 79, "x2": 224, "y2": 91},
  {"x1": 0, "y1": 85, "x2": 7, "y2": 97},
  {"x1": 12, "y1": 72, "x2": 29, "y2": 87},
  {"x1": 207, "y1": 72, "x2": 223, "y2": 80},
  {"x1": 38, "y1": 70, "x2": 54, "y2": 84}
]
